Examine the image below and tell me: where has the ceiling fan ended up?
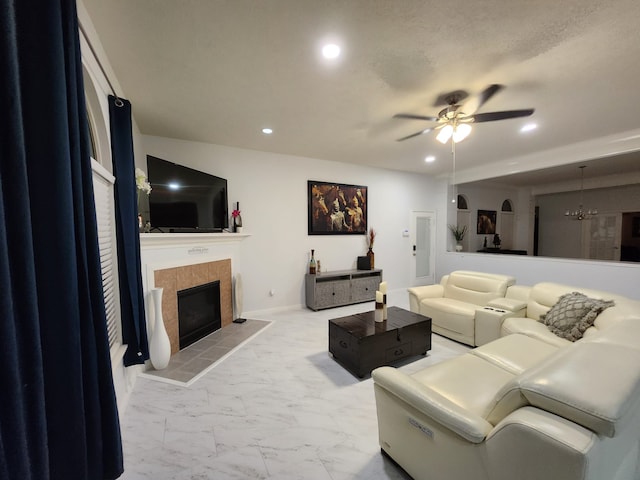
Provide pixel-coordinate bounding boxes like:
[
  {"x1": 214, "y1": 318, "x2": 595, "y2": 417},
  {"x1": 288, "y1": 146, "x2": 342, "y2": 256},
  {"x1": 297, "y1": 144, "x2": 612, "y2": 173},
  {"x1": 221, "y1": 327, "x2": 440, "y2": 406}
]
[{"x1": 394, "y1": 84, "x2": 534, "y2": 143}]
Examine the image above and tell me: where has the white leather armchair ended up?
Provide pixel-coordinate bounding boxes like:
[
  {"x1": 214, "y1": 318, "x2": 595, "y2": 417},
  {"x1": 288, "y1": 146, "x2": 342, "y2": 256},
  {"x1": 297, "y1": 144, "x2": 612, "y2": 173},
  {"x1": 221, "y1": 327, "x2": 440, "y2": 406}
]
[{"x1": 408, "y1": 271, "x2": 516, "y2": 346}]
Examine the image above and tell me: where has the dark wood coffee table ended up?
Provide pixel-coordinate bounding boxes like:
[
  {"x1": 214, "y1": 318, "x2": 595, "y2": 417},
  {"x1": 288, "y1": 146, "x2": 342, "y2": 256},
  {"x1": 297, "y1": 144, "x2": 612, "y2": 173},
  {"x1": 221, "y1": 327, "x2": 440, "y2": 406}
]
[{"x1": 328, "y1": 306, "x2": 432, "y2": 378}]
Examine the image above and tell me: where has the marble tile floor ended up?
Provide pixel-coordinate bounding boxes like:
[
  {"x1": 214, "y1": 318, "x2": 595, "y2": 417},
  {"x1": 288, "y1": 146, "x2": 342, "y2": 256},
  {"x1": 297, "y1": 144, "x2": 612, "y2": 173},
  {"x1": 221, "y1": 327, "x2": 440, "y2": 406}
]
[
  {"x1": 119, "y1": 297, "x2": 471, "y2": 480},
  {"x1": 141, "y1": 319, "x2": 273, "y2": 386}
]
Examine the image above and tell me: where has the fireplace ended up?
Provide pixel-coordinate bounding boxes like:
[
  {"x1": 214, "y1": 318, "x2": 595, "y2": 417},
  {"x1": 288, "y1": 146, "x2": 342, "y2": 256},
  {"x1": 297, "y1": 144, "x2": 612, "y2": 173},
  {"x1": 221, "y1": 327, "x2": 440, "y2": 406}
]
[
  {"x1": 152, "y1": 258, "x2": 234, "y2": 355},
  {"x1": 177, "y1": 281, "x2": 221, "y2": 349}
]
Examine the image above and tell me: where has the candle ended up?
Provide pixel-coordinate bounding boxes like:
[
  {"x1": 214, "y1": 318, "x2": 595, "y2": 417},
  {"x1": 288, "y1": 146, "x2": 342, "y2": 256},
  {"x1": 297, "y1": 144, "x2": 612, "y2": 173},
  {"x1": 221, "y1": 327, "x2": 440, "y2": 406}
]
[
  {"x1": 375, "y1": 290, "x2": 384, "y2": 322},
  {"x1": 378, "y1": 284, "x2": 388, "y2": 320}
]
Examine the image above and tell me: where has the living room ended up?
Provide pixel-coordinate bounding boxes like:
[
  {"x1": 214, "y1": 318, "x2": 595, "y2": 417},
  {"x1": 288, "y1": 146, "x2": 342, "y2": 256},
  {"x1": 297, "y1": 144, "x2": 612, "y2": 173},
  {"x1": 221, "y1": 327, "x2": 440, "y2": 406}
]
[
  {"x1": 78, "y1": 0, "x2": 640, "y2": 419},
  {"x1": 5, "y1": 1, "x2": 640, "y2": 479}
]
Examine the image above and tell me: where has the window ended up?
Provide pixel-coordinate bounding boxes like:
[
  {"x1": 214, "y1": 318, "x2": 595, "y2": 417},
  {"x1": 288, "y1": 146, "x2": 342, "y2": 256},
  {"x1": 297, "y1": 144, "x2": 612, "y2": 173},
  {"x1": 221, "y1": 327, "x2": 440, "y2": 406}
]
[
  {"x1": 92, "y1": 161, "x2": 121, "y2": 350},
  {"x1": 83, "y1": 64, "x2": 122, "y2": 357},
  {"x1": 457, "y1": 194, "x2": 469, "y2": 210},
  {"x1": 501, "y1": 199, "x2": 513, "y2": 212}
]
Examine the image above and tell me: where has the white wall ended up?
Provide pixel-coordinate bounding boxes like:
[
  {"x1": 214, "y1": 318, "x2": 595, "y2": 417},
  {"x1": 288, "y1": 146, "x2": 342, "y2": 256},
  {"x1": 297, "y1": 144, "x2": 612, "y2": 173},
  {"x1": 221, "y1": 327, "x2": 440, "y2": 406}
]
[
  {"x1": 437, "y1": 251, "x2": 640, "y2": 300},
  {"x1": 142, "y1": 136, "x2": 438, "y2": 314}
]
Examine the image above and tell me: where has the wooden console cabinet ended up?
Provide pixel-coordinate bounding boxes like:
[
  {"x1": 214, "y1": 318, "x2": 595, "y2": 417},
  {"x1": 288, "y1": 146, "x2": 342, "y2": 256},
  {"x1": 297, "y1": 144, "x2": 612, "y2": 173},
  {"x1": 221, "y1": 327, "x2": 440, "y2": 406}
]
[{"x1": 305, "y1": 269, "x2": 382, "y2": 311}]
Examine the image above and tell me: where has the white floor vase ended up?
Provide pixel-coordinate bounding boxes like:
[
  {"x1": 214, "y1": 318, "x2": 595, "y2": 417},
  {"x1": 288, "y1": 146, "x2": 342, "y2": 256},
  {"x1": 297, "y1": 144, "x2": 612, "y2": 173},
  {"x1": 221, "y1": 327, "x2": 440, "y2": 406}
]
[{"x1": 149, "y1": 287, "x2": 171, "y2": 370}]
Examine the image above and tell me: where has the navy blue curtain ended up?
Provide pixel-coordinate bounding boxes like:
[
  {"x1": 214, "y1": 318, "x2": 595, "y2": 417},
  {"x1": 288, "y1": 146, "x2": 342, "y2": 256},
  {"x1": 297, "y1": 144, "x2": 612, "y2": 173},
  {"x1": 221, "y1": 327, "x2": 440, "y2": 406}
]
[
  {"x1": 0, "y1": 1, "x2": 123, "y2": 479},
  {"x1": 109, "y1": 96, "x2": 149, "y2": 366}
]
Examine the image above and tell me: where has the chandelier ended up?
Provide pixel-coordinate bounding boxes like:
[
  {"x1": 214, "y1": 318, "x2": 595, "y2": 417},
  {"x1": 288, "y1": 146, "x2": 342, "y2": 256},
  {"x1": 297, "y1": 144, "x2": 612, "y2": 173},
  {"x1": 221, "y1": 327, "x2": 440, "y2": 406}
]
[{"x1": 565, "y1": 166, "x2": 597, "y2": 220}]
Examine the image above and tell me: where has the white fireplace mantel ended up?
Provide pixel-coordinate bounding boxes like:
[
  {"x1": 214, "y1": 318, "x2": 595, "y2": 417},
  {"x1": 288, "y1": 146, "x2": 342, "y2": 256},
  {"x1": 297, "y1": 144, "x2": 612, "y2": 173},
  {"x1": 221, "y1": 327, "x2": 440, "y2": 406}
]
[
  {"x1": 139, "y1": 232, "x2": 248, "y2": 301},
  {"x1": 140, "y1": 232, "x2": 250, "y2": 248}
]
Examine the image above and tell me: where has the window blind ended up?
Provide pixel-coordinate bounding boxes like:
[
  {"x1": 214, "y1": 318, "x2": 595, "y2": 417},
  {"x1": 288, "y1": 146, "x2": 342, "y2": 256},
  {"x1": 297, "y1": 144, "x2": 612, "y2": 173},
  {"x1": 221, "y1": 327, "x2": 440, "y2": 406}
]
[{"x1": 91, "y1": 159, "x2": 121, "y2": 350}]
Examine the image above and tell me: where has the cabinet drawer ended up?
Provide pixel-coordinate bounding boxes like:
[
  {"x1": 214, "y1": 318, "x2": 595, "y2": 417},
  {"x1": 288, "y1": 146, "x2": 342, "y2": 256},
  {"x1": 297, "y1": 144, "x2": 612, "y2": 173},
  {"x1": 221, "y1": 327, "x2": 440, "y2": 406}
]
[
  {"x1": 351, "y1": 276, "x2": 379, "y2": 302},
  {"x1": 316, "y1": 280, "x2": 350, "y2": 308},
  {"x1": 385, "y1": 342, "x2": 412, "y2": 362}
]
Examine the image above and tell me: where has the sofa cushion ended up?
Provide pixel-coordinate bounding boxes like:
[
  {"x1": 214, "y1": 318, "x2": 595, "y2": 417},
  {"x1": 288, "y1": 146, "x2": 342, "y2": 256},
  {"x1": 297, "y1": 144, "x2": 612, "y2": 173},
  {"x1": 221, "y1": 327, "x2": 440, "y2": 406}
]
[
  {"x1": 541, "y1": 292, "x2": 615, "y2": 342},
  {"x1": 583, "y1": 318, "x2": 640, "y2": 351},
  {"x1": 420, "y1": 298, "x2": 477, "y2": 337},
  {"x1": 517, "y1": 342, "x2": 640, "y2": 437},
  {"x1": 411, "y1": 354, "x2": 515, "y2": 419},
  {"x1": 471, "y1": 334, "x2": 559, "y2": 375},
  {"x1": 443, "y1": 271, "x2": 513, "y2": 307},
  {"x1": 501, "y1": 317, "x2": 572, "y2": 348}
]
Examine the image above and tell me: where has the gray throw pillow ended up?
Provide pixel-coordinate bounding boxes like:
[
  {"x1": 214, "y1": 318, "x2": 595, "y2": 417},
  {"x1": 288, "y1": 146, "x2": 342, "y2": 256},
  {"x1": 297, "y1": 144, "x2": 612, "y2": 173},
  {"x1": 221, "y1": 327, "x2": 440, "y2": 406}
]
[{"x1": 541, "y1": 292, "x2": 615, "y2": 342}]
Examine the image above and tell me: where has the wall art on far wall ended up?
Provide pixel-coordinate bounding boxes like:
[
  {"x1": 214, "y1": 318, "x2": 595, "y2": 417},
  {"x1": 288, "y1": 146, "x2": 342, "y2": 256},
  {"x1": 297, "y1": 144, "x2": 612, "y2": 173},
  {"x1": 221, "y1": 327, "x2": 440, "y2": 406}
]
[
  {"x1": 308, "y1": 180, "x2": 368, "y2": 235},
  {"x1": 477, "y1": 209, "x2": 497, "y2": 235}
]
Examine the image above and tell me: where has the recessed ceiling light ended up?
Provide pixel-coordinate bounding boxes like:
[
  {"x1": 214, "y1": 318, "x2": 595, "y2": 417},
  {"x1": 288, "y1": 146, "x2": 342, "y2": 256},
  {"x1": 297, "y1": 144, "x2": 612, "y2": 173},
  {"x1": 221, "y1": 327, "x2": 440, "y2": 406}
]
[
  {"x1": 322, "y1": 44, "x2": 341, "y2": 59},
  {"x1": 520, "y1": 123, "x2": 537, "y2": 133},
  {"x1": 424, "y1": 155, "x2": 436, "y2": 163},
  {"x1": 262, "y1": 128, "x2": 273, "y2": 135},
  {"x1": 168, "y1": 182, "x2": 180, "y2": 190}
]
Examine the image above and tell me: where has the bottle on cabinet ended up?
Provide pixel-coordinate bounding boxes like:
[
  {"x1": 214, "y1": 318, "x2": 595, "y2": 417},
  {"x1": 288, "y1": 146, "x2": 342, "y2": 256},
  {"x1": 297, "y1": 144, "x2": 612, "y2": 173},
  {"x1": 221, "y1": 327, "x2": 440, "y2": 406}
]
[{"x1": 309, "y1": 249, "x2": 317, "y2": 274}]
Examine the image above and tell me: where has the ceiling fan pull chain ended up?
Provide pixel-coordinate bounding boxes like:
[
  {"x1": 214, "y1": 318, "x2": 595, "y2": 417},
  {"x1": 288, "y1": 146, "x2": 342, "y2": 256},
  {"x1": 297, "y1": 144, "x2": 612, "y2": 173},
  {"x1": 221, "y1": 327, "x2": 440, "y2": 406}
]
[{"x1": 451, "y1": 137, "x2": 457, "y2": 204}]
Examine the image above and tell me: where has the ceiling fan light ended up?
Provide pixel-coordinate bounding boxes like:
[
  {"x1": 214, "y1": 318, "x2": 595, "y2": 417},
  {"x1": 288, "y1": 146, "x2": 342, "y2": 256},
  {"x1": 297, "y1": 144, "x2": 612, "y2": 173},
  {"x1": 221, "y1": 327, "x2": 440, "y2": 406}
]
[
  {"x1": 453, "y1": 123, "x2": 472, "y2": 143},
  {"x1": 436, "y1": 125, "x2": 453, "y2": 144}
]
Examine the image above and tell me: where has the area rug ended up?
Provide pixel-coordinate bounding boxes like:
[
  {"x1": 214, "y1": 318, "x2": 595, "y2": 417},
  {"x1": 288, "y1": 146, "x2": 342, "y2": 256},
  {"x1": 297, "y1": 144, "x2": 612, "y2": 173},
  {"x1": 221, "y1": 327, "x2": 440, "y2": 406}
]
[{"x1": 140, "y1": 318, "x2": 272, "y2": 387}]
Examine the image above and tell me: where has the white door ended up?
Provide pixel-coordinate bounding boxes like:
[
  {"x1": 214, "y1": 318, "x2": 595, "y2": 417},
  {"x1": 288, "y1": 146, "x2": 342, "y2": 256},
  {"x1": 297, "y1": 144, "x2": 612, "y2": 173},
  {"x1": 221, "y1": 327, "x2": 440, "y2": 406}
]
[
  {"x1": 583, "y1": 213, "x2": 621, "y2": 261},
  {"x1": 410, "y1": 211, "x2": 436, "y2": 286}
]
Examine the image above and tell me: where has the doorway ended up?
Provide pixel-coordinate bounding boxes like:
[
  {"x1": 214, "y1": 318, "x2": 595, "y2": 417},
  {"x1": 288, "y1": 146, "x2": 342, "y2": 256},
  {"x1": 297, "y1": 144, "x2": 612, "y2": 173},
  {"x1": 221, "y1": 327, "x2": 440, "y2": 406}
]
[
  {"x1": 621, "y1": 211, "x2": 640, "y2": 262},
  {"x1": 410, "y1": 211, "x2": 436, "y2": 286},
  {"x1": 582, "y1": 213, "x2": 621, "y2": 261}
]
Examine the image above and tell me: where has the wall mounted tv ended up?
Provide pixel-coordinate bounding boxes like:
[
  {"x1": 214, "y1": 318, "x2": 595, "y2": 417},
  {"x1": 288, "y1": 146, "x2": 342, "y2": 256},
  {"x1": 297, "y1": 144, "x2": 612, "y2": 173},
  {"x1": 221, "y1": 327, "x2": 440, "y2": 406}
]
[{"x1": 147, "y1": 155, "x2": 228, "y2": 232}]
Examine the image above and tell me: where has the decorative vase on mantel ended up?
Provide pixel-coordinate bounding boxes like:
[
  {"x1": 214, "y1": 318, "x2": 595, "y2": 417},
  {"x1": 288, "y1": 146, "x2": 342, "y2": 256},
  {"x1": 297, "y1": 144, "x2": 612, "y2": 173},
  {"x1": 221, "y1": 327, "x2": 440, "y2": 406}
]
[
  {"x1": 233, "y1": 213, "x2": 243, "y2": 233},
  {"x1": 232, "y1": 201, "x2": 243, "y2": 233},
  {"x1": 149, "y1": 288, "x2": 171, "y2": 370},
  {"x1": 367, "y1": 247, "x2": 375, "y2": 270}
]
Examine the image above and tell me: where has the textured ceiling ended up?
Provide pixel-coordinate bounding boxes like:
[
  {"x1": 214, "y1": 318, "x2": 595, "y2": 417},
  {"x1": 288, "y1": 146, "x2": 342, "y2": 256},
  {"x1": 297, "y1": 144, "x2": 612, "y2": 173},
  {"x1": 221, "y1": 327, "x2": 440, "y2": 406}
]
[{"x1": 81, "y1": 0, "x2": 640, "y2": 185}]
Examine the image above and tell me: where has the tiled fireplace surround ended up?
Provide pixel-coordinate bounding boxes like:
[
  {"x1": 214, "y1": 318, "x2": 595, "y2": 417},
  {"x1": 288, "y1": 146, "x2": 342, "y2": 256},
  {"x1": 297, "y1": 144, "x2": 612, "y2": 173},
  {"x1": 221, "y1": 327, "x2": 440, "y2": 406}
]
[
  {"x1": 154, "y1": 259, "x2": 233, "y2": 354},
  {"x1": 140, "y1": 233, "x2": 248, "y2": 356}
]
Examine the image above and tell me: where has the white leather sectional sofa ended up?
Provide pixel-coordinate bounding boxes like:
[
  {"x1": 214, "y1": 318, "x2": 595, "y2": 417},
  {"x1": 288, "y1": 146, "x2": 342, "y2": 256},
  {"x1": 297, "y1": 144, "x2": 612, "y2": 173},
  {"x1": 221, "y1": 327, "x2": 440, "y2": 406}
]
[{"x1": 374, "y1": 278, "x2": 640, "y2": 480}]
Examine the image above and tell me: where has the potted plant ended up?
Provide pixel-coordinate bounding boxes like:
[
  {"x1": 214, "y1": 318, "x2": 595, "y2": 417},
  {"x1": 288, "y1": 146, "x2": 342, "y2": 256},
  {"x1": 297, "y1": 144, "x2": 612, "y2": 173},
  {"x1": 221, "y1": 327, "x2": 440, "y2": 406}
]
[
  {"x1": 366, "y1": 228, "x2": 376, "y2": 269},
  {"x1": 448, "y1": 224, "x2": 467, "y2": 251}
]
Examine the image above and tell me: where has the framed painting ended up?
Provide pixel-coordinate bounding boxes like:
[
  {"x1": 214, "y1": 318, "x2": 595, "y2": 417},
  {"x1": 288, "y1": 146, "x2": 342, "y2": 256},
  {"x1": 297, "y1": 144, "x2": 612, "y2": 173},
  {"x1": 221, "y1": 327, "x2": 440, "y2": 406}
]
[
  {"x1": 308, "y1": 181, "x2": 368, "y2": 235},
  {"x1": 477, "y1": 209, "x2": 497, "y2": 234}
]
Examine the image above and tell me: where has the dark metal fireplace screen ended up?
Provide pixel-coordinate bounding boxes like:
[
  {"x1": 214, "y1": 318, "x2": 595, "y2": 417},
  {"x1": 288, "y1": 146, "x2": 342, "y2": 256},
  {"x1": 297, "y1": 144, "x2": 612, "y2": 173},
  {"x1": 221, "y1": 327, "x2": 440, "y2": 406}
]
[{"x1": 177, "y1": 280, "x2": 221, "y2": 349}]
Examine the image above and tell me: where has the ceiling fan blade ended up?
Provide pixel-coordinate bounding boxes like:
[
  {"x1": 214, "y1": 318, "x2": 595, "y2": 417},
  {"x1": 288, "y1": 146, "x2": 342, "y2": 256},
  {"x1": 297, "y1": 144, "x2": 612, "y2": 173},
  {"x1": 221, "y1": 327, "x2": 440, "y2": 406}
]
[
  {"x1": 396, "y1": 128, "x2": 434, "y2": 141},
  {"x1": 393, "y1": 113, "x2": 440, "y2": 122},
  {"x1": 471, "y1": 109, "x2": 534, "y2": 123},
  {"x1": 462, "y1": 84, "x2": 504, "y2": 115}
]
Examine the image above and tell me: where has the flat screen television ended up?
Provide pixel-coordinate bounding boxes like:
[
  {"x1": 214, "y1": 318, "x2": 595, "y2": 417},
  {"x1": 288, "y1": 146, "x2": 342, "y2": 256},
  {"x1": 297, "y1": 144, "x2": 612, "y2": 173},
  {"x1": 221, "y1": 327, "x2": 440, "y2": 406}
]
[{"x1": 147, "y1": 155, "x2": 228, "y2": 232}]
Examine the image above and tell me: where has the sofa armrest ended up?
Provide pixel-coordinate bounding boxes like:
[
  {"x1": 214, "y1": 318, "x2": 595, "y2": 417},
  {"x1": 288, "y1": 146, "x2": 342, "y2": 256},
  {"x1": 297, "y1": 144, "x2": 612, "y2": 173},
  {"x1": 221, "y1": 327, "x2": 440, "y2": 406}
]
[
  {"x1": 487, "y1": 297, "x2": 527, "y2": 314},
  {"x1": 372, "y1": 366, "x2": 493, "y2": 443},
  {"x1": 407, "y1": 284, "x2": 444, "y2": 313}
]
